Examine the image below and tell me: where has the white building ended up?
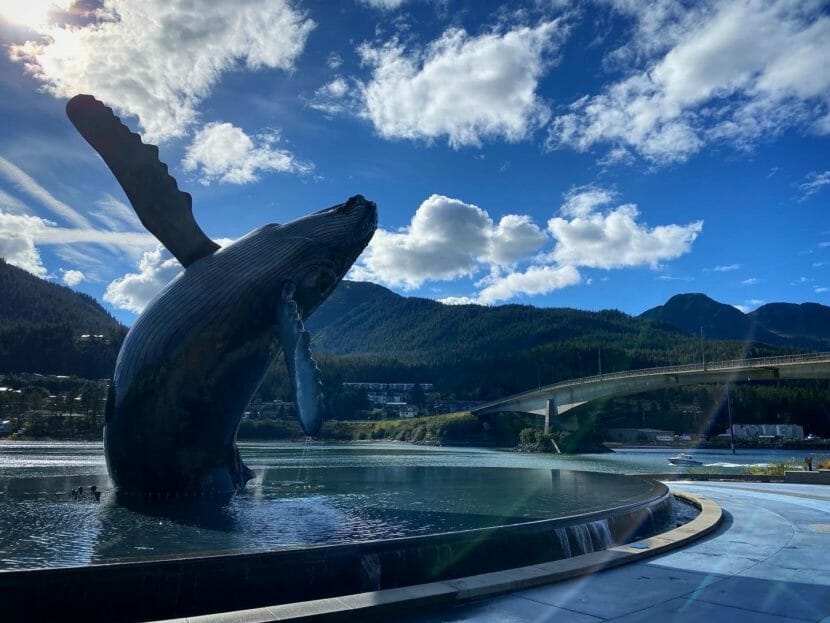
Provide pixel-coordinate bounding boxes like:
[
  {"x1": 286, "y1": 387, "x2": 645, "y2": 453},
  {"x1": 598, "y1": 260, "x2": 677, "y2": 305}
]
[{"x1": 731, "y1": 423, "x2": 804, "y2": 440}]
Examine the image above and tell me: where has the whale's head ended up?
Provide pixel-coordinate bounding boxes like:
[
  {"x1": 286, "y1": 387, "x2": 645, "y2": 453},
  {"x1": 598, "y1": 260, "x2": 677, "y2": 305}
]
[{"x1": 260, "y1": 194, "x2": 377, "y2": 317}]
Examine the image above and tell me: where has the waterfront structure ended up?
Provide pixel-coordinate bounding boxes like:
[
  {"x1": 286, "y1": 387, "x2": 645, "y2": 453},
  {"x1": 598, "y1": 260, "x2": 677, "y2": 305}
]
[
  {"x1": 730, "y1": 423, "x2": 804, "y2": 441},
  {"x1": 474, "y1": 351, "x2": 830, "y2": 433}
]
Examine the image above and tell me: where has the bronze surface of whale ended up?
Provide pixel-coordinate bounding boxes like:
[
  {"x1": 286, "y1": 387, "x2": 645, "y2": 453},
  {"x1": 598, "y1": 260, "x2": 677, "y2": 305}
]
[{"x1": 66, "y1": 95, "x2": 377, "y2": 497}]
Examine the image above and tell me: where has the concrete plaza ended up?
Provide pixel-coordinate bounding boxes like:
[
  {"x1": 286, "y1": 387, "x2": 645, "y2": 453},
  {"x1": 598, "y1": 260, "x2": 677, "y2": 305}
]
[{"x1": 405, "y1": 481, "x2": 830, "y2": 623}]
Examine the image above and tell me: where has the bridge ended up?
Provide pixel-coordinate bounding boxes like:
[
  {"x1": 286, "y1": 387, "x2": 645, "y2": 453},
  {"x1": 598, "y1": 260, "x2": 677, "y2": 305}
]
[{"x1": 471, "y1": 351, "x2": 830, "y2": 433}]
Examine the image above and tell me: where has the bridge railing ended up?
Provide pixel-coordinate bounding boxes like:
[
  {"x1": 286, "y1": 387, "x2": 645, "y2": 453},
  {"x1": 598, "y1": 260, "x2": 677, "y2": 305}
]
[{"x1": 475, "y1": 350, "x2": 830, "y2": 410}]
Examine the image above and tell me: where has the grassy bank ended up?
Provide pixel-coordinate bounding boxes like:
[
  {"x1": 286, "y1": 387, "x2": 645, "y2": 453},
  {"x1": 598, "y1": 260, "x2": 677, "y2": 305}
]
[
  {"x1": 237, "y1": 412, "x2": 608, "y2": 453},
  {"x1": 238, "y1": 412, "x2": 532, "y2": 446}
]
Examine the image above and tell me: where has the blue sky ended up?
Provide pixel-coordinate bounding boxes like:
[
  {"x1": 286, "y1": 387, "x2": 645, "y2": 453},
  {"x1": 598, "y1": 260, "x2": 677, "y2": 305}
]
[{"x1": 0, "y1": 0, "x2": 828, "y2": 325}]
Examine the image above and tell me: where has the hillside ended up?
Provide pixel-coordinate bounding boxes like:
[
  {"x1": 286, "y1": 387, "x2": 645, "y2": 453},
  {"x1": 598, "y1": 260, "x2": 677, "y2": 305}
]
[
  {"x1": 749, "y1": 302, "x2": 830, "y2": 346},
  {"x1": 639, "y1": 293, "x2": 790, "y2": 345},
  {"x1": 0, "y1": 259, "x2": 125, "y2": 377}
]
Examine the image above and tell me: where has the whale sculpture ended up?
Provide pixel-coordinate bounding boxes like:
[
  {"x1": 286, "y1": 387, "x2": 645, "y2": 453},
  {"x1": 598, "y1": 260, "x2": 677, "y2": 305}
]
[{"x1": 66, "y1": 95, "x2": 377, "y2": 497}]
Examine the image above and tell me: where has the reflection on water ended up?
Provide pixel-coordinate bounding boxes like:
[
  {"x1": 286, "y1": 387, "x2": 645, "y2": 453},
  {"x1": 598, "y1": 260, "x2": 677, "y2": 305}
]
[{"x1": 0, "y1": 442, "x2": 668, "y2": 570}]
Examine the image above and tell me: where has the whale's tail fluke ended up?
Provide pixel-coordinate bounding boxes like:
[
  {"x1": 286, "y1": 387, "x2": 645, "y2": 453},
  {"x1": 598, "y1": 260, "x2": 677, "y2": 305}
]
[{"x1": 66, "y1": 94, "x2": 219, "y2": 267}]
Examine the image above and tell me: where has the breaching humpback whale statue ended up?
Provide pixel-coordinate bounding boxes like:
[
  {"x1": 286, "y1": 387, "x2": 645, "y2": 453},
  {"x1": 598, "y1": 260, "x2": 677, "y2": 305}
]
[{"x1": 66, "y1": 95, "x2": 377, "y2": 497}]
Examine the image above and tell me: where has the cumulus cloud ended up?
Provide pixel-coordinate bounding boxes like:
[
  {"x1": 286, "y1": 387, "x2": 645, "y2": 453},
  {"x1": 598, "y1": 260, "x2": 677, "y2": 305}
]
[
  {"x1": 353, "y1": 186, "x2": 700, "y2": 304},
  {"x1": 182, "y1": 122, "x2": 311, "y2": 185},
  {"x1": 10, "y1": 1, "x2": 314, "y2": 142},
  {"x1": 550, "y1": 1, "x2": 830, "y2": 163},
  {"x1": 475, "y1": 265, "x2": 582, "y2": 304},
  {"x1": 352, "y1": 194, "x2": 548, "y2": 289},
  {"x1": 0, "y1": 211, "x2": 50, "y2": 277},
  {"x1": 547, "y1": 201, "x2": 703, "y2": 269},
  {"x1": 103, "y1": 245, "x2": 182, "y2": 313},
  {"x1": 103, "y1": 237, "x2": 235, "y2": 313},
  {"x1": 358, "y1": 21, "x2": 564, "y2": 147},
  {"x1": 61, "y1": 269, "x2": 86, "y2": 286}
]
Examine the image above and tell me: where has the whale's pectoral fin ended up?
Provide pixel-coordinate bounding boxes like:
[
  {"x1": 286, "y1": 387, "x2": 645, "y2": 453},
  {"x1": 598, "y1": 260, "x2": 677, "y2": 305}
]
[
  {"x1": 66, "y1": 94, "x2": 220, "y2": 268},
  {"x1": 277, "y1": 282, "x2": 325, "y2": 436}
]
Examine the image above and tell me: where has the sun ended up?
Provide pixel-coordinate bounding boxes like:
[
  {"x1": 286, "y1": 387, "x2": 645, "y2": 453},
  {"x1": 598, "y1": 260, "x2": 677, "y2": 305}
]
[{"x1": 0, "y1": 0, "x2": 73, "y2": 30}]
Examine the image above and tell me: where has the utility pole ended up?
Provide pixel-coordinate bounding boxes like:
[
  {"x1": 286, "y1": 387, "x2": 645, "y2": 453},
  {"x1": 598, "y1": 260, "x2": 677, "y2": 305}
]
[
  {"x1": 700, "y1": 326, "x2": 706, "y2": 371},
  {"x1": 598, "y1": 347, "x2": 602, "y2": 379},
  {"x1": 727, "y1": 383, "x2": 735, "y2": 455}
]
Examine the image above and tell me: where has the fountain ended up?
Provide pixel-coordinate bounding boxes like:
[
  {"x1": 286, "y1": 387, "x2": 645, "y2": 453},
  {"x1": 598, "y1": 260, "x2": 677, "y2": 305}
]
[{"x1": 0, "y1": 97, "x2": 682, "y2": 621}]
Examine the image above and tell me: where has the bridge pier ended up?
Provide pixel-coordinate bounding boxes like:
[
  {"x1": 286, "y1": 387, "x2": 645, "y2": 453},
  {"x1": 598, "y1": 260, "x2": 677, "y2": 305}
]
[{"x1": 544, "y1": 399, "x2": 557, "y2": 434}]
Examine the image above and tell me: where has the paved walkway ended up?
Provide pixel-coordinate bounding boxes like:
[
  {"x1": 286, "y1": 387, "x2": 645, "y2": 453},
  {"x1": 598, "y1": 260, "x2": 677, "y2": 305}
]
[{"x1": 404, "y1": 482, "x2": 830, "y2": 623}]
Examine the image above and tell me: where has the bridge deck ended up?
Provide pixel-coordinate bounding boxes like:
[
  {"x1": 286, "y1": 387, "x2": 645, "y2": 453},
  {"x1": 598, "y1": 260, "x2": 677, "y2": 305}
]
[{"x1": 472, "y1": 351, "x2": 830, "y2": 415}]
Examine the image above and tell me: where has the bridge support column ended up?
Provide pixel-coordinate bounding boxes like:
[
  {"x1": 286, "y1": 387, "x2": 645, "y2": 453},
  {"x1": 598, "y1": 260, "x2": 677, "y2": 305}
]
[{"x1": 544, "y1": 399, "x2": 558, "y2": 434}]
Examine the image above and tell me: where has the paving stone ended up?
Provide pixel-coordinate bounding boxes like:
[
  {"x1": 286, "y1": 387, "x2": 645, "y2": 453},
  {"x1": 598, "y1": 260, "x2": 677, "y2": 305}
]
[
  {"x1": 608, "y1": 596, "x2": 811, "y2": 623},
  {"x1": 517, "y1": 563, "x2": 719, "y2": 619},
  {"x1": 691, "y1": 575, "x2": 830, "y2": 621},
  {"x1": 398, "y1": 595, "x2": 603, "y2": 623}
]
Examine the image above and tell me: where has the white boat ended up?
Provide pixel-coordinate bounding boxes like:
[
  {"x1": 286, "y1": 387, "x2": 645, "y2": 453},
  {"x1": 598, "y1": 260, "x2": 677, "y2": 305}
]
[{"x1": 668, "y1": 453, "x2": 703, "y2": 466}]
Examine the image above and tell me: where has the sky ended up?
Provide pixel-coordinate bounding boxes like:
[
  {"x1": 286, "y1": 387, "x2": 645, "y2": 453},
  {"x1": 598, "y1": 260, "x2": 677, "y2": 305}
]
[{"x1": 0, "y1": 0, "x2": 827, "y2": 325}]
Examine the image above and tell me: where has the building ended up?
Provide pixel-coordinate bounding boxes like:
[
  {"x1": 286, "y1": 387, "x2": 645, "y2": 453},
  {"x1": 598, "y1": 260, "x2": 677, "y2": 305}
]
[
  {"x1": 342, "y1": 382, "x2": 433, "y2": 406},
  {"x1": 730, "y1": 424, "x2": 804, "y2": 441},
  {"x1": 606, "y1": 428, "x2": 676, "y2": 443}
]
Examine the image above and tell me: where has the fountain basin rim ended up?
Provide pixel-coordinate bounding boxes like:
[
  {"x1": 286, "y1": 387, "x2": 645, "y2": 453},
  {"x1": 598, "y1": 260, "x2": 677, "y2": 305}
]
[
  {"x1": 0, "y1": 474, "x2": 669, "y2": 572},
  {"x1": 177, "y1": 489, "x2": 724, "y2": 623}
]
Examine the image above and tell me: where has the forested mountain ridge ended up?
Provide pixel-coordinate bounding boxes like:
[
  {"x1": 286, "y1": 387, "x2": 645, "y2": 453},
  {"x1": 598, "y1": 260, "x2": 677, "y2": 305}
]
[
  {"x1": 0, "y1": 258, "x2": 122, "y2": 333},
  {"x1": 0, "y1": 259, "x2": 126, "y2": 377},
  {"x1": 749, "y1": 302, "x2": 830, "y2": 345}
]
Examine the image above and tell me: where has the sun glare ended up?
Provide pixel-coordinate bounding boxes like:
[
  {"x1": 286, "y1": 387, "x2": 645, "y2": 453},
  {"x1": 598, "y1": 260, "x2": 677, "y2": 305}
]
[{"x1": 0, "y1": 0, "x2": 73, "y2": 29}]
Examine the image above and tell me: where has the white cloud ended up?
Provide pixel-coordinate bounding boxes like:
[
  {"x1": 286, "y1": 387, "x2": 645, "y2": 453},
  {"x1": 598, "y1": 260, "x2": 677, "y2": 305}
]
[
  {"x1": 358, "y1": 0, "x2": 408, "y2": 9},
  {"x1": 799, "y1": 170, "x2": 830, "y2": 200},
  {"x1": 10, "y1": 1, "x2": 315, "y2": 142},
  {"x1": 327, "y1": 53, "x2": 343, "y2": 69},
  {"x1": 713, "y1": 263, "x2": 741, "y2": 272},
  {"x1": 182, "y1": 122, "x2": 311, "y2": 185},
  {"x1": 354, "y1": 186, "x2": 700, "y2": 304},
  {"x1": 733, "y1": 299, "x2": 765, "y2": 313},
  {"x1": 438, "y1": 296, "x2": 478, "y2": 306},
  {"x1": 814, "y1": 286, "x2": 828, "y2": 293},
  {"x1": 89, "y1": 194, "x2": 142, "y2": 231},
  {"x1": 550, "y1": 1, "x2": 830, "y2": 163},
  {"x1": 487, "y1": 215, "x2": 548, "y2": 265},
  {"x1": 0, "y1": 155, "x2": 90, "y2": 227},
  {"x1": 547, "y1": 197, "x2": 703, "y2": 269},
  {"x1": 740, "y1": 277, "x2": 759, "y2": 285},
  {"x1": 103, "y1": 245, "x2": 182, "y2": 313},
  {"x1": 0, "y1": 211, "x2": 49, "y2": 277},
  {"x1": 352, "y1": 194, "x2": 549, "y2": 290},
  {"x1": 61, "y1": 269, "x2": 85, "y2": 286},
  {"x1": 103, "y1": 237, "x2": 235, "y2": 313},
  {"x1": 0, "y1": 187, "x2": 30, "y2": 215},
  {"x1": 559, "y1": 186, "x2": 616, "y2": 217},
  {"x1": 476, "y1": 264, "x2": 582, "y2": 304},
  {"x1": 358, "y1": 21, "x2": 564, "y2": 147},
  {"x1": 310, "y1": 77, "x2": 356, "y2": 115}
]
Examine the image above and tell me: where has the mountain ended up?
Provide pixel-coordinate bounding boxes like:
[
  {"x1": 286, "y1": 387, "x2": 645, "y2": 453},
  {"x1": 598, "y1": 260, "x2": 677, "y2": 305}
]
[
  {"x1": 638, "y1": 293, "x2": 790, "y2": 346},
  {"x1": 0, "y1": 259, "x2": 126, "y2": 377},
  {"x1": 0, "y1": 258, "x2": 122, "y2": 334},
  {"x1": 308, "y1": 280, "x2": 694, "y2": 362},
  {"x1": 749, "y1": 303, "x2": 830, "y2": 346}
]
